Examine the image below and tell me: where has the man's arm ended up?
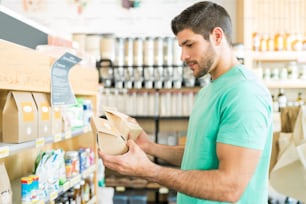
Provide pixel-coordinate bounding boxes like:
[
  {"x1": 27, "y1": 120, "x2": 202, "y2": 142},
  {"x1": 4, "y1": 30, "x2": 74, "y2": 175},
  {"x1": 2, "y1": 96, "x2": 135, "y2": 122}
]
[
  {"x1": 99, "y1": 141, "x2": 261, "y2": 202},
  {"x1": 148, "y1": 142, "x2": 261, "y2": 202},
  {"x1": 135, "y1": 131, "x2": 185, "y2": 166}
]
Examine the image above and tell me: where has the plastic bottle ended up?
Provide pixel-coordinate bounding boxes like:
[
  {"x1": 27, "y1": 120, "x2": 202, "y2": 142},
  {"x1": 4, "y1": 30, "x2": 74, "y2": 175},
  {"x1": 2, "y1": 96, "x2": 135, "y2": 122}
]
[
  {"x1": 97, "y1": 158, "x2": 105, "y2": 187},
  {"x1": 87, "y1": 173, "x2": 95, "y2": 199},
  {"x1": 73, "y1": 184, "x2": 81, "y2": 204},
  {"x1": 296, "y1": 92, "x2": 304, "y2": 106},
  {"x1": 278, "y1": 88, "x2": 287, "y2": 111},
  {"x1": 80, "y1": 180, "x2": 86, "y2": 204},
  {"x1": 82, "y1": 177, "x2": 90, "y2": 202}
]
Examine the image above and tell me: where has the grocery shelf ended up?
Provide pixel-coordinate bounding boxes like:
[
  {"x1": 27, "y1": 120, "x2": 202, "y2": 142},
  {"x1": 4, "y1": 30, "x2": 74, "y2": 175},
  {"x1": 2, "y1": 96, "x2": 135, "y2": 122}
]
[
  {"x1": 248, "y1": 51, "x2": 306, "y2": 62},
  {"x1": 264, "y1": 80, "x2": 306, "y2": 89},
  {"x1": 12, "y1": 164, "x2": 96, "y2": 203},
  {"x1": 0, "y1": 126, "x2": 91, "y2": 159}
]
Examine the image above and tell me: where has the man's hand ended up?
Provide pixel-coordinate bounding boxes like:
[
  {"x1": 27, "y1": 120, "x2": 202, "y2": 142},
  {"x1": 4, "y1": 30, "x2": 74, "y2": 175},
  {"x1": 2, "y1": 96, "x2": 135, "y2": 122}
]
[{"x1": 98, "y1": 139, "x2": 157, "y2": 178}]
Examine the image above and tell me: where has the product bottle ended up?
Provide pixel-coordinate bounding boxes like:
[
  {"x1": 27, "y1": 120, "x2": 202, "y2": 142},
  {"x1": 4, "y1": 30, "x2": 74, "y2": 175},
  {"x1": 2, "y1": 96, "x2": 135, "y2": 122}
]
[
  {"x1": 252, "y1": 32, "x2": 260, "y2": 51},
  {"x1": 87, "y1": 173, "x2": 95, "y2": 199},
  {"x1": 82, "y1": 178, "x2": 90, "y2": 202},
  {"x1": 274, "y1": 32, "x2": 284, "y2": 51},
  {"x1": 278, "y1": 88, "x2": 287, "y2": 111},
  {"x1": 73, "y1": 184, "x2": 81, "y2": 204},
  {"x1": 297, "y1": 92, "x2": 304, "y2": 106},
  {"x1": 272, "y1": 95, "x2": 279, "y2": 113},
  {"x1": 97, "y1": 159, "x2": 105, "y2": 187}
]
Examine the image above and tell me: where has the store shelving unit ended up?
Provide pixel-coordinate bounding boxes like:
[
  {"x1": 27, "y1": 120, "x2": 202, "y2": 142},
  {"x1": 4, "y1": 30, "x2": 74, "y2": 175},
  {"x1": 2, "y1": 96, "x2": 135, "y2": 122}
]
[{"x1": 0, "y1": 39, "x2": 99, "y2": 203}]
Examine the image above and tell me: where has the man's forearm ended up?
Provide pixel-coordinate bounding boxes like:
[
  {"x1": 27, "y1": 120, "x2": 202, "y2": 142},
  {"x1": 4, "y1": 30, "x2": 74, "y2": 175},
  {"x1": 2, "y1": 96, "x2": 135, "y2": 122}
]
[
  {"x1": 146, "y1": 164, "x2": 241, "y2": 202},
  {"x1": 145, "y1": 143, "x2": 184, "y2": 166}
]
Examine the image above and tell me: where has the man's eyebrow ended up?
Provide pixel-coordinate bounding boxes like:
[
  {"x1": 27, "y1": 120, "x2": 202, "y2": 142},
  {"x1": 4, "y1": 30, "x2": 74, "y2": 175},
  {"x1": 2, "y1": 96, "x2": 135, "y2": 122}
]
[{"x1": 180, "y1": 40, "x2": 191, "y2": 47}]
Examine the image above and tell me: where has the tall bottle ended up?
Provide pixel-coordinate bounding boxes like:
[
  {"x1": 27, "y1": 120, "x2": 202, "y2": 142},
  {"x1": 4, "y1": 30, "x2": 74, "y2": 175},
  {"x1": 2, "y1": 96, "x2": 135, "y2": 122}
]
[
  {"x1": 73, "y1": 184, "x2": 81, "y2": 204},
  {"x1": 296, "y1": 92, "x2": 304, "y2": 106},
  {"x1": 274, "y1": 32, "x2": 284, "y2": 51},
  {"x1": 278, "y1": 88, "x2": 287, "y2": 111}
]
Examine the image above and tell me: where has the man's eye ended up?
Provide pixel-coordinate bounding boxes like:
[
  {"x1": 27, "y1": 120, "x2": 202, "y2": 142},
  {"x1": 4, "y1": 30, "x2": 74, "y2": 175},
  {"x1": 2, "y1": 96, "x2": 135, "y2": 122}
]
[{"x1": 186, "y1": 44, "x2": 193, "y2": 47}]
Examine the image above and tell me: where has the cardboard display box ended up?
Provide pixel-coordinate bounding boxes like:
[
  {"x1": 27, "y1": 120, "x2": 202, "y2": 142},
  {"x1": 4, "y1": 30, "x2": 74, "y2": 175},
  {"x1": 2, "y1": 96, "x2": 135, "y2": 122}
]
[
  {"x1": 91, "y1": 116, "x2": 128, "y2": 155},
  {"x1": 2, "y1": 91, "x2": 37, "y2": 143},
  {"x1": 104, "y1": 107, "x2": 143, "y2": 141},
  {"x1": 32, "y1": 92, "x2": 51, "y2": 138},
  {"x1": 91, "y1": 108, "x2": 143, "y2": 155}
]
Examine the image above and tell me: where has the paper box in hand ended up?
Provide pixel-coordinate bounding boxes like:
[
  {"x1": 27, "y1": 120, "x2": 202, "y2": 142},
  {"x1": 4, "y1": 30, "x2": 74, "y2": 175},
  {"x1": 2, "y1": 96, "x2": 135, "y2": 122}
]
[
  {"x1": 104, "y1": 107, "x2": 143, "y2": 141},
  {"x1": 91, "y1": 116, "x2": 128, "y2": 155}
]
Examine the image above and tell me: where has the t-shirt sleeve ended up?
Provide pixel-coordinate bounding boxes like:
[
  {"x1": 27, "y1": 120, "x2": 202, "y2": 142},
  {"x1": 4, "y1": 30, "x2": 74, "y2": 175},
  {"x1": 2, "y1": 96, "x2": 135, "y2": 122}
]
[{"x1": 217, "y1": 82, "x2": 272, "y2": 150}]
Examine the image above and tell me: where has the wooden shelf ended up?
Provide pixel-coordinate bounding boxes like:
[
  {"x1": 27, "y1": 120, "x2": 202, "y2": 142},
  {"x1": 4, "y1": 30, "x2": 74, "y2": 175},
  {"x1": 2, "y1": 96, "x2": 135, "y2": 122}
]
[
  {"x1": 264, "y1": 80, "x2": 306, "y2": 89},
  {"x1": 0, "y1": 39, "x2": 99, "y2": 203},
  {"x1": 0, "y1": 39, "x2": 98, "y2": 95},
  {"x1": 248, "y1": 51, "x2": 306, "y2": 63},
  {"x1": 0, "y1": 127, "x2": 91, "y2": 159}
]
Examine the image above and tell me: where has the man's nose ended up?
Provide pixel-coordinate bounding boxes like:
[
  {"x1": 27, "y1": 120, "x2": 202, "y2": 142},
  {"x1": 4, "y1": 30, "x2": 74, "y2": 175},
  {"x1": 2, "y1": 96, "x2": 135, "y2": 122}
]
[{"x1": 180, "y1": 49, "x2": 189, "y2": 61}]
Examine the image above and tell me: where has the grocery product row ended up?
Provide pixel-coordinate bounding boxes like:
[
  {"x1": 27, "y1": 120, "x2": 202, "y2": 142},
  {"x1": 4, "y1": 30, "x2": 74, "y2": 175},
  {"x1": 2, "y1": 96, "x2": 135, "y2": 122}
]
[
  {"x1": 98, "y1": 88, "x2": 198, "y2": 117},
  {"x1": 72, "y1": 34, "x2": 183, "y2": 67},
  {"x1": 1, "y1": 147, "x2": 96, "y2": 204},
  {"x1": 252, "y1": 32, "x2": 306, "y2": 52},
  {"x1": 0, "y1": 91, "x2": 94, "y2": 145}
]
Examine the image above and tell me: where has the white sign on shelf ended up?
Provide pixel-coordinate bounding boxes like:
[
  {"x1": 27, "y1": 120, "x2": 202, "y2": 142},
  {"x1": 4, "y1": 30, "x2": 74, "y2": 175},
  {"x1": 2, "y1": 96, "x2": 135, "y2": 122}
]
[{"x1": 51, "y1": 52, "x2": 81, "y2": 106}]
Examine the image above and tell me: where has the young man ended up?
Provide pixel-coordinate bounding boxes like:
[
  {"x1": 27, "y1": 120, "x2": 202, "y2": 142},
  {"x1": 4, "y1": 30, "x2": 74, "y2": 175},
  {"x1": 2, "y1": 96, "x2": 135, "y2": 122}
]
[{"x1": 99, "y1": 1, "x2": 273, "y2": 203}]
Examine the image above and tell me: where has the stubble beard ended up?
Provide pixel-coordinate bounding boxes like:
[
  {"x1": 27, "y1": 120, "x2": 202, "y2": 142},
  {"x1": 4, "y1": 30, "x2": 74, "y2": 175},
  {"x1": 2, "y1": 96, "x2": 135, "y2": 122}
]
[{"x1": 196, "y1": 48, "x2": 216, "y2": 79}]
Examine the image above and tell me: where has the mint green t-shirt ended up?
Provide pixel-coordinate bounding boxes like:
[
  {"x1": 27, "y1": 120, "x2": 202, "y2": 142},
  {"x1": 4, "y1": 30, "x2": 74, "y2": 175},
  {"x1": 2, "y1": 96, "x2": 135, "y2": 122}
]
[{"x1": 177, "y1": 65, "x2": 273, "y2": 204}]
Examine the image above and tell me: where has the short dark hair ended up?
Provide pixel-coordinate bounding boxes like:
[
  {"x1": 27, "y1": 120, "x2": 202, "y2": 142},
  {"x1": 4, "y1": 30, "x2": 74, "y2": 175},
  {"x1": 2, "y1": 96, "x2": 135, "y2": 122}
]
[{"x1": 171, "y1": 1, "x2": 233, "y2": 45}]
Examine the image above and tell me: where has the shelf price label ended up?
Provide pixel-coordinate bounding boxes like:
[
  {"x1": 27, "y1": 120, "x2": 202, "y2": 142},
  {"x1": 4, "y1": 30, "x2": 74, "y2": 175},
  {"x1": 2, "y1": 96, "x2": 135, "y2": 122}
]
[
  {"x1": 116, "y1": 186, "x2": 126, "y2": 192},
  {"x1": 62, "y1": 181, "x2": 71, "y2": 192},
  {"x1": 64, "y1": 130, "x2": 72, "y2": 139},
  {"x1": 35, "y1": 138, "x2": 45, "y2": 148},
  {"x1": 0, "y1": 146, "x2": 9, "y2": 158},
  {"x1": 82, "y1": 165, "x2": 96, "y2": 178},
  {"x1": 54, "y1": 133, "x2": 62, "y2": 142},
  {"x1": 70, "y1": 175, "x2": 81, "y2": 186},
  {"x1": 159, "y1": 187, "x2": 169, "y2": 194},
  {"x1": 49, "y1": 191, "x2": 58, "y2": 201}
]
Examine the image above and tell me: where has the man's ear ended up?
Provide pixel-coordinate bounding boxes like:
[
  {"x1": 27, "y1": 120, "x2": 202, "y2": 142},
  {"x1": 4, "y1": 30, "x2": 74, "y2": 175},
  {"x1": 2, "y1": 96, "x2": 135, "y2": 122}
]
[{"x1": 211, "y1": 27, "x2": 223, "y2": 45}]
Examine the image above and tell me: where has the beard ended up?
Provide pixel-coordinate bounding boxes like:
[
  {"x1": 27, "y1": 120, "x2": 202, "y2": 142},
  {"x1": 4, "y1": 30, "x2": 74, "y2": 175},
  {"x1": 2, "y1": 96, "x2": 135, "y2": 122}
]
[{"x1": 193, "y1": 44, "x2": 216, "y2": 79}]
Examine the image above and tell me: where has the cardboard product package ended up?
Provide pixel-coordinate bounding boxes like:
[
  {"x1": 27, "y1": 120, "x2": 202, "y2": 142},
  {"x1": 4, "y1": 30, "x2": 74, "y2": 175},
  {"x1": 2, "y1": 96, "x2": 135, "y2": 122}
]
[
  {"x1": 0, "y1": 162, "x2": 12, "y2": 204},
  {"x1": 32, "y1": 92, "x2": 51, "y2": 138},
  {"x1": 51, "y1": 106, "x2": 62, "y2": 136},
  {"x1": 270, "y1": 106, "x2": 306, "y2": 202},
  {"x1": 91, "y1": 116, "x2": 128, "y2": 155},
  {"x1": 104, "y1": 107, "x2": 143, "y2": 141},
  {"x1": 2, "y1": 91, "x2": 38, "y2": 143}
]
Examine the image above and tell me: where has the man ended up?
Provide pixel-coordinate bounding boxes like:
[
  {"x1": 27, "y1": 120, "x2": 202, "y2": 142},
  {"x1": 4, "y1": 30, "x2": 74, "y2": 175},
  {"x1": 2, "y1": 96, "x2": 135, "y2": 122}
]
[{"x1": 99, "y1": 1, "x2": 273, "y2": 203}]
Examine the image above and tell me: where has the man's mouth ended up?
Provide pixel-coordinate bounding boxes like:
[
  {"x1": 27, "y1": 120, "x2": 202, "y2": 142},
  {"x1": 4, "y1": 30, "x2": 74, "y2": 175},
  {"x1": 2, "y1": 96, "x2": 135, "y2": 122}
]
[{"x1": 187, "y1": 61, "x2": 197, "y2": 69}]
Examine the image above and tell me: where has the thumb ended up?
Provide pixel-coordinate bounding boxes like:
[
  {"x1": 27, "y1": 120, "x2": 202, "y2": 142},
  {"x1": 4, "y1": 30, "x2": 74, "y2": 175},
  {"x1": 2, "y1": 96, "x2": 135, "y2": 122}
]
[{"x1": 126, "y1": 139, "x2": 138, "y2": 152}]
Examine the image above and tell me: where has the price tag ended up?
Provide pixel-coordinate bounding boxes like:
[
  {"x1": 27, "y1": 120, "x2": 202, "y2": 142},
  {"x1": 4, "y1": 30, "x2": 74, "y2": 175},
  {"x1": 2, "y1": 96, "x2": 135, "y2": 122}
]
[
  {"x1": 53, "y1": 133, "x2": 62, "y2": 142},
  {"x1": 0, "y1": 146, "x2": 9, "y2": 158},
  {"x1": 64, "y1": 130, "x2": 72, "y2": 139},
  {"x1": 82, "y1": 165, "x2": 96, "y2": 178},
  {"x1": 35, "y1": 138, "x2": 45, "y2": 148},
  {"x1": 159, "y1": 187, "x2": 169, "y2": 194},
  {"x1": 116, "y1": 186, "x2": 125, "y2": 192},
  {"x1": 62, "y1": 181, "x2": 71, "y2": 192},
  {"x1": 70, "y1": 175, "x2": 81, "y2": 186},
  {"x1": 49, "y1": 191, "x2": 58, "y2": 201}
]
